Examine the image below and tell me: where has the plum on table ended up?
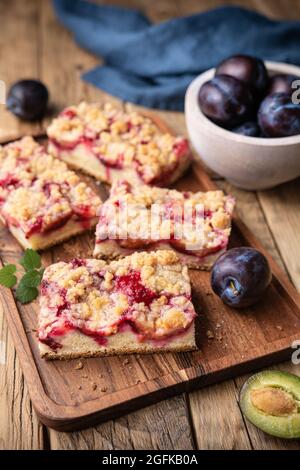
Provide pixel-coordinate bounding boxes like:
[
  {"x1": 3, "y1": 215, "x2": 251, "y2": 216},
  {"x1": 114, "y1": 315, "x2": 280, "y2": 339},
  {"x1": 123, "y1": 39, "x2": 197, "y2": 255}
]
[
  {"x1": 7, "y1": 79, "x2": 49, "y2": 121},
  {"x1": 210, "y1": 247, "x2": 272, "y2": 308}
]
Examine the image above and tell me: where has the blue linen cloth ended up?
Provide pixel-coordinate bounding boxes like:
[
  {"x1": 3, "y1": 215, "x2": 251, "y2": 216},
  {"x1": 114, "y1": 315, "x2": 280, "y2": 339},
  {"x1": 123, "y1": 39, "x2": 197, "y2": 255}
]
[{"x1": 53, "y1": 0, "x2": 300, "y2": 110}]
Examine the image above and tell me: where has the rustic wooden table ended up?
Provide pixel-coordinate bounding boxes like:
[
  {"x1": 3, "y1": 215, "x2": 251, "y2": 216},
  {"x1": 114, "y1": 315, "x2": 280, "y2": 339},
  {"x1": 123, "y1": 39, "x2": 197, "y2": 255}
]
[{"x1": 0, "y1": 0, "x2": 299, "y2": 450}]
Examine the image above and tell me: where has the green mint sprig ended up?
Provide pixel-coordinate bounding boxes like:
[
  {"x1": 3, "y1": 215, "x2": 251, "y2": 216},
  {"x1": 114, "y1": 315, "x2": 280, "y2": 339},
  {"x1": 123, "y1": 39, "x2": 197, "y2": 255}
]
[
  {"x1": 0, "y1": 249, "x2": 44, "y2": 304},
  {"x1": 0, "y1": 264, "x2": 17, "y2": 288}
]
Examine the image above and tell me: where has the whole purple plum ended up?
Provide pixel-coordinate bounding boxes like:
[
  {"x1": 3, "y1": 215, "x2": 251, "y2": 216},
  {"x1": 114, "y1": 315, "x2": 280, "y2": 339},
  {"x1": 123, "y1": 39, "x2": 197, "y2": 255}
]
[
  {"x1": 267, "y1": 74, "x2": 299, "y2": 96},
  {"x1": 7, "y1": 79, "x2": 49, "y2": 121},
  {"x1": 258, "y1": 92, "x2": 300, "y2": 137},
  {"x1": 232, "y1": 121, "x2": 261, "y2": 137},
  {"x1": 216, "y1": 55, "x2": 268, "y2": 97},
  {"x1": 198, "y1": 75, "x2": 253, "y2": 128},
  {"x1": 211, "y1": 247, "x2": 272, "y2": 308}
]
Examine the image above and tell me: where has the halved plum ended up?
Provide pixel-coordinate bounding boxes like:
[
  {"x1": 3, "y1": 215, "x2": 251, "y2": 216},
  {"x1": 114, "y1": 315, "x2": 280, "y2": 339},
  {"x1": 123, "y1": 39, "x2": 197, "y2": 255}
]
[{"x1": 240, "y1": 370, "x2": 300, "y2": 439}]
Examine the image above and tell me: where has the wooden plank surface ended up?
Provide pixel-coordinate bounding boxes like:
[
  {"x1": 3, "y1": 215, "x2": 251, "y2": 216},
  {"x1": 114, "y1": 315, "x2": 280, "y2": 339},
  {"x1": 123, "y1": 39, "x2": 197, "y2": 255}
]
[
  {"x1": 0, "y1": 0, "x2": 43, "y2": 450},
  {"x1": 219, "y1": 183, "x2": 300, "y2": 450},
  {"x1": 258, "y1": 182, "x2": 300, "y2": 291},
  {"x1": 50, "y1": 395, "x2": 195, "y2": 450},
  {"x1": 2, "y1": 139, "x2": 300, "y2": 432},
  {"x1": 0, "y1": 0, "x2": 300, "y2": 450},
  {"x1": 39, "y1": 0, "x2": 194, "y2": 448}
]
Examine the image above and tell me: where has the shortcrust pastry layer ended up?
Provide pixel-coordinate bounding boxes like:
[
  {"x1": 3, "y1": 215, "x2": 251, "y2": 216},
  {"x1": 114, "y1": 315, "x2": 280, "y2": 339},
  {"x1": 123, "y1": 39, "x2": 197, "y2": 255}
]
[
  {"x1": 47, "y1": 102, "x2": 191, "y2": 187},
  {"x1": 94, "y1": 180, "x2": 235, "y2": 269},
  {"x1": 39, "y1": 250, "x2": 197, "y2": 359},
  {"x1": 0, "y1": 136, "x2": 101, "y2": 250}
]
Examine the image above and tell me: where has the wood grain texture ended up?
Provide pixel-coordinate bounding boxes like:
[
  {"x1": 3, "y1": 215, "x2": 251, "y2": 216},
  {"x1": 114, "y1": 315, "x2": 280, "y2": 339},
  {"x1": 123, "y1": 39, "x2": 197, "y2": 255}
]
[
  {"x1": 39, "y1": 0, "x2": 194, "y2": 448},
  {"x1": 154, "y1": 0, "x2": 300, "y2": 445},
  {"x1": 258, "y1": 181, "x2": 300, "y2": 291},
  {"x1": 143, "y1": 0, "x2": 300, "y2": 451},
  {"x1": 175, "y1": 0, "x2": 300, "y2": 20},
  {"x1": 0, "y1": 0, "x2": 44, "y2": 450},
  {"x1": 187, "y1": 380, "x2": 252, "y2": 450},
  {"x1": 1, "y1": 131, "x2": 300, "y2": 432},
  {"x1": 0, "y1": 0, "x2": 42, "y2": 142},
  {"x1": 164, "y1": 0, "x2": 300, "y2": 440},
  {"x1": 222, "y1": 182, "x2": 300, "y2": 450},
  {"x1": 184, "y1": 180, "x2": 284, "y2": 450},
  {"x1": 0, "y1": 0, "x2": 300, "y2": 450},
  {"x1": 50, "y1": 395, "x2": 195, "y2": 450},
  {"x1": 0, "y1": 287, "x2": 44, "y2": 450}
]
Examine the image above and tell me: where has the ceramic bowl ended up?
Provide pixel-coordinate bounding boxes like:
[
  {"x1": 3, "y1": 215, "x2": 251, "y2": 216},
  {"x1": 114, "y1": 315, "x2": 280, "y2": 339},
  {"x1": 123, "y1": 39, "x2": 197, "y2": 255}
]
[{"x1": 185, "y1": 61, "x2": 300, "y2": 190}]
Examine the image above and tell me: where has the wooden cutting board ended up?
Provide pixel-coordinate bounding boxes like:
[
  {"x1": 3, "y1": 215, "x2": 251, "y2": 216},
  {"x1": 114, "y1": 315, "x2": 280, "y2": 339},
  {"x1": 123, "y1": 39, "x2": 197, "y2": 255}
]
[{"x1": 1, "y1": 118, "x2": 300, "y2": 432}]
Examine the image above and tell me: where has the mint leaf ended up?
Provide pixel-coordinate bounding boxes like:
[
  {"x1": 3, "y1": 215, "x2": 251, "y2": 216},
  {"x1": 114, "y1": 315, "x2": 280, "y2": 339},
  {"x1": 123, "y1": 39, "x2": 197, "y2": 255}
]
[
  {"x1": 16, "y1": 265, "x2": 44, "y2": 302},
  {"x1": 0, "y1": 264, "x2": 16, "y2": 275},
  {"x1": 0, "y1": 252, "x2": 44, "y2": 304},
  {"x1": 16, "y1": 282, "x2": 39, "y2": 304},
  {"x1": 0, "y1": 264, "x2": 17, "y2": 288},
  {"x1": 20, "y1": 249, "x2": 41, "y2": 271},
  {"x1": 21, "y1": 270, "x2": 43, "y2": 288}
]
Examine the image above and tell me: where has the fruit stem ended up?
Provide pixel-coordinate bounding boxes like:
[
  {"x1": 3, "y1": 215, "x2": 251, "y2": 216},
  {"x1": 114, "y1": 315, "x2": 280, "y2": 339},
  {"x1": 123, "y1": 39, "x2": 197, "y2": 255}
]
[{"x1": 230, "y1": 280, "x2": 239, "y2": 296}]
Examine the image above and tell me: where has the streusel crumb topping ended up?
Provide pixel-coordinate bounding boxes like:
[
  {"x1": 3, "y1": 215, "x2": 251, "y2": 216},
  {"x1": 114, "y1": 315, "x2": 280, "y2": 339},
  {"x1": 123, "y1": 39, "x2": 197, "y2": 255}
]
[
  {"x1": 47, "y1": 102, "x2": 191, "y2": 185},
  {"x1": 39, "y1": 251, "x2": 196, "y2": 343},
  {"x1": 0, "y1": 136, "x2": 101, "y2": 236},
  {"x1": 96, "y1": 180, "x2": 235, "y2": 253}
]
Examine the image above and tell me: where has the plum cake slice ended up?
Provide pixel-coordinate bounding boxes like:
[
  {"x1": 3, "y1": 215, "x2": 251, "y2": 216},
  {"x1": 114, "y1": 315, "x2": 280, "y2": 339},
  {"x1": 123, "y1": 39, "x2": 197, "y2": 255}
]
[
  {"x1": 94, "y1": 180, "x2": 235, "y2": 269},
  {"x1": 47, "y1": 102, "x2": 191, "y2": 187},
  {"x1": 0, "y1": 136, "x2": 101, "y2": 250},
  {"x1": 38, "y1": 250, "x2": 197, "y2": 359}
]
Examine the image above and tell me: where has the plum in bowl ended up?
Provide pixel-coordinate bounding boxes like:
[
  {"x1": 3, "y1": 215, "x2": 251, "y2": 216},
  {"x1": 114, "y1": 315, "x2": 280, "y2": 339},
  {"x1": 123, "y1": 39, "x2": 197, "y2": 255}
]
[{"x1": 185, "y1": 61, "x2": 300, "y2": 190}]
